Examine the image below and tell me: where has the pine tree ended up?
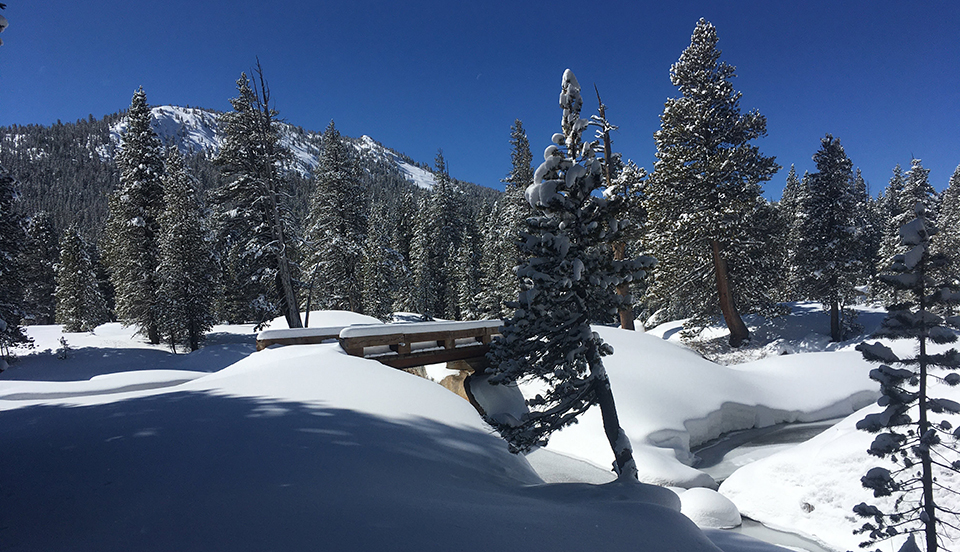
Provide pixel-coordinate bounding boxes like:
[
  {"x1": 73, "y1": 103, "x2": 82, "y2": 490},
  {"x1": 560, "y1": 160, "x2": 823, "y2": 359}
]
[
  {"x1": 0, "y1": 164, "x2": 29, "y2": 359},
  {"x1": 360, "y1": 201, "x2": 401, "y2": 321},
  {"x1": 212, "y1": 65, "x2": 302, "y2": 329},
  {"x1": 791, "y1": 135, "x2": 863, "y2": 341},
  {"x1": 853, "y1": 201, "x2": 960, "y2": 552},
  {"x1": 302, "y1": 121, "x2": 366, "y2": 316},
  {"x1": 646, "y1": 18, "x2": 780, "y2": 347},
  {"x1": 935, "y1": 166, "x2": 960, "y2": 288},
  {"x1": 455, "y1": 217, "x2": 484, "y2": 320},
  {"x1": 478, "y1": 120, "x2": 534, "y2": 319},
  {"x1": 55, "y1": 226, "x2": 108, "y2": 333},
  {"x1": 486, "y1": 69, "x2": 655, "y2": 479},
  {"x1": 156, "y1": 147, "x2": 216, "y2": 352},
  {"x1": 779, "y1": 165, "x2": 804, "y2": 300},
  {"x1": 19, "y1": 212, "x2": 58, "y2": 325},
  {"x1": 880, "y1": 165, "x2": 908, "y2": 274},
  {"x1": 104, "y1": 87, "x2": 165, "y2": 344},
  {"x1": 409, "y1": 151, "x2": 463, "y2": 319}
]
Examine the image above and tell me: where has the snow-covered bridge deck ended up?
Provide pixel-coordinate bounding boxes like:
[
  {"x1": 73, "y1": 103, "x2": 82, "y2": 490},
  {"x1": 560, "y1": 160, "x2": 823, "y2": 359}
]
[{"x1": 256, "y1": 320, "x2": 502, "y2": 369}]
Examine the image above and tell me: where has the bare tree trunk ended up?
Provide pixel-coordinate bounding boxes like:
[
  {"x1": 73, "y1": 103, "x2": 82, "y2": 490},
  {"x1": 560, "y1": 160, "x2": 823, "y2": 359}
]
[
  {"x1": 253, "y1": 61, "x2": 302, "y2": 329},
  {"x1": 591, "y1": 360, "x2": 637, "y2": 480},
  {"x1": 595, "y1": 86, "x2": 636, "y2": 331},
  {"x1": 710, "y1": 239, "x2": 749, "y2": 347},
  {"x1": 830, "y1": 299, "x2": 841, "y2": 342}
]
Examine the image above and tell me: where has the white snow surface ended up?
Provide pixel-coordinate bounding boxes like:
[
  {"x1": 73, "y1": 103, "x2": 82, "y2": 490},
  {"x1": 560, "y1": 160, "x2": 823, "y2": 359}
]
[
  {"x1": 538, "y1": 326, "x2": 879, "y2": 488},
  {"x1": 679, "y1": 487, "x2": 743, "y2": 529},
  {"x1": 356, "y1": 134, "x2": 437, "y2": 189},
  {"x1": 2, "y1": 313, "x2": 726, "y2": 552},
  {"x1": 720, "y1": 376, "x2": 960, "y2": 552},
  {"x1": 338, "y1": 318, "x2": 501, "y2": 338},
  {"x1": 6, "y1": 304, "x2": 950, "y2": 551}
]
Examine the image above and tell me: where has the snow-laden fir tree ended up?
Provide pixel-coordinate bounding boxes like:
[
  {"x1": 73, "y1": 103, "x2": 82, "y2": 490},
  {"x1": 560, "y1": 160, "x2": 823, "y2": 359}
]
[
  {"x1": 854, "y1": 201, "x2": 960, "y2": 552},
  {"x1": 55, "y1": 226, "x2": 108, "y2": 333},
  {"x1": 606, "y1": 160, "x2": 651, "y2": 328},
  {"x1": 0, "y1": 164, "x2": 29, "y2": 360},
  {"x1": 409, "y1": 151, "x2": 464, "y2": 319},
  {"x1": 477, "y1": 120, "x2": 534, "y2": 319},
  {"x1": 302, "y1": 121, "x2": 366, "y2": 316},
  {"x1": 455, "y1": 215, "x2": 484, "y2": 320},
  {"x1": 934, "y1": 166, "x2": 960, "y2": 290},
  {"x1": 103, "y1": 87, "x2": 164, "y2": 344},
  {"x1": 156, "y1": 147, "x2": 216, "y2": 352},
  {"x1": 645, "y1": 18, "x2": 780, "y2": 347},
  {"x1": 212, "y1": 65, "x2": 302, "y2": 329},
  {"x1": 791, "y1": 135, "x2": 865, "y2": 341},
  {"x1": 486, "y1": 69, "x2": 655, "y2": 478},
  {"x1": 19, "y1": 212, "x2": 58, "y2": 325},
  {"x1": 854, "y1": 168, "x2": 884, "y2": 301},
  {"x1": 360, "y1": 201, "x2": 403, "y2": 321}
]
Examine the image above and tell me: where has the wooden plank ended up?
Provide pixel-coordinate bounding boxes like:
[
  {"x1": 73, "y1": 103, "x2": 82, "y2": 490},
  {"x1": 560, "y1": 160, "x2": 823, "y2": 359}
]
[
  {"x1": 256, "y1": 334, "x2": 341, "y2": 351},
  {"x1": 376, "y1": 345, "x2": 491, "y2": 369}
]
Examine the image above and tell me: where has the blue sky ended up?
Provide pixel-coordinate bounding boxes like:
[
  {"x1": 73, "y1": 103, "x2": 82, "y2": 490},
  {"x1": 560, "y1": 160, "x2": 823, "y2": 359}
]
[{"x1": 1, "y1": 1, "x2": 958, "y2": 198}]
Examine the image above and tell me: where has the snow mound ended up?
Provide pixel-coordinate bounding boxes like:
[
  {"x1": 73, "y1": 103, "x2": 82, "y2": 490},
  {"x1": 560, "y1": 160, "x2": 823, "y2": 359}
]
[
  {"x1": 262, "y1": 310, "x2": 383, "y2": 330},
  {"x1": 679, "y1": 487, "x2": 742, "y2": 529}
]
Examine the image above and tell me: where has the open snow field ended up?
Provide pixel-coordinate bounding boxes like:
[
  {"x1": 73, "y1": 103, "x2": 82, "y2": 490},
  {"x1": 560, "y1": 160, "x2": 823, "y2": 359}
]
[{"x1": 2, "y1": 304, "x2": 957, "y2": 551}]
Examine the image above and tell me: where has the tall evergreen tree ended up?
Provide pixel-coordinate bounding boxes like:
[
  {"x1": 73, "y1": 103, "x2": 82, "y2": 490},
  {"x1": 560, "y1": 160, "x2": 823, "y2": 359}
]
[
  {"x1": 0, "y1": 165, "x2": 29, "y2": 359},
  {"x1": 212, "y1": 65, "x2": 302, "y2": 328},
  {"x1": 19, "y1": 212, "x2": 58, "y2": 325},
  {"x1": 156, "y1": 147, "x2": 216, "y2": 352},
  {"x1": 880, "y1": 165, "x2": 908, "y2": 273},
  {"x1": 409, "y1": 151, "x2": 463, "y2": 319},
  {"x1": 360, "y1": 201, "x2": 402, "y2": 321},
  {"x1": 104, "y1": 87, "x2": 165, "y2": 344},
  {"x1": 55, "y1": 226, "x2": 108, "y2": 333},
  {"x1": 935, "y1": 166, "x2": 960, "y2": 288},
  {"x1": 792, "y1": 135, "x2": 863, "y2": 341},
  {"x1": 487, "y1": 69, "x2": 654, "y2": 478},
  {"x1": 478, "y1": 120, "x2": 534, "y2": 319},
  {"x1": 854, "y1": 201, "x2": 960, "y2": 552},
  {"x1": 646, "y1": 18, "x2": 780, "y2": 347},
  {"x1": 302, "y1": 121, "x2": 366, "y2": 316}
]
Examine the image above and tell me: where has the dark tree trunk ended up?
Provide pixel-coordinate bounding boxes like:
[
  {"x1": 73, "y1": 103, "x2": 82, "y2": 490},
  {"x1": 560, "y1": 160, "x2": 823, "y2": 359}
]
[
  {"x1": 591, "y1": 358, "x2": 636, "y2": 479},
  {"x1": 710, "y1": 239, "x2": 749, "y2": 347},
  {"x1": 613, "y1": 242, "x2": 636, "y2": 331},
  {"x1": 830, "y1": 299, "x2": 841, "y2": 342}
]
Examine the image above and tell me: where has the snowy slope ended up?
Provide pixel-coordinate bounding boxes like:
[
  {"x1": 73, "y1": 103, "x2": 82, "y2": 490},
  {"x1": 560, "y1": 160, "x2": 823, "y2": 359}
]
[
  {"x1": 107, "y1": 106, "x2": 436, "y2": 189},
  {"x1": 1, "y1": 322, "x2": 730, "y2": 552}
]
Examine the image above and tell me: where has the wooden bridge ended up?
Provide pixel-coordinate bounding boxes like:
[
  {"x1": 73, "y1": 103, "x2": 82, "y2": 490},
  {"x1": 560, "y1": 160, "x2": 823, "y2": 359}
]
[{"x1": 256, "y1": 320, "x2": 502, "y2": 370}]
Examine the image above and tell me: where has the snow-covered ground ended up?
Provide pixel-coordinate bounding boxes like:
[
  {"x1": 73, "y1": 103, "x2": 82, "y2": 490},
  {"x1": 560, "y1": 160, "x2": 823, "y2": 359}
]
[{"x1": 2, "y1": 303, "x2": 956, "y2": 551}]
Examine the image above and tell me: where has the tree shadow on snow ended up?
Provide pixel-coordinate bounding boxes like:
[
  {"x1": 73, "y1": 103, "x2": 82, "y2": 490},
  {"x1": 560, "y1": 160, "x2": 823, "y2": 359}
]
[{"x1": 0, "y1": 392, "x2": 711, "y2": 552}]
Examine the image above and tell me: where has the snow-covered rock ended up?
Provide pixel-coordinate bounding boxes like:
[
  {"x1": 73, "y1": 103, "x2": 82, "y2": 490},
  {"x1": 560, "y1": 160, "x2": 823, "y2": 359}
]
[{"x1": 679, "y1": 487, "x2": 742, "y2": 529}]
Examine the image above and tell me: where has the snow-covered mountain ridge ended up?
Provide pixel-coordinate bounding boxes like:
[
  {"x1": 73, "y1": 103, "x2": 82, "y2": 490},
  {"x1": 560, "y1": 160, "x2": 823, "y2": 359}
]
[{"x1": 109, "y1": 105, "x2": 437, "y2": 188}]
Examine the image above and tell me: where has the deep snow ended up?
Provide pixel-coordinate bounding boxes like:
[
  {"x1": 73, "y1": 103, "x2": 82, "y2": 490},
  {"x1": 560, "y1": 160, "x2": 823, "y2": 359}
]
[{"x1": 3, "y1": 303, "x2": 956, "y2": 551}]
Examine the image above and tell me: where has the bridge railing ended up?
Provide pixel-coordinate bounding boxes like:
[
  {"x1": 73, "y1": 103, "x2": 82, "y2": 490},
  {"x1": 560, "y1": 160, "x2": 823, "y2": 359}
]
[{"x1": 256, "y1": 320, "x2": 503, "y2": 369}]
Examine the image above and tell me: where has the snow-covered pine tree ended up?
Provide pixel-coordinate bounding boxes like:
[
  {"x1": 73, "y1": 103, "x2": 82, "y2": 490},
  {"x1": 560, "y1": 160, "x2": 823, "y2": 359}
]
[
  {"x1": 212, "y1": 65, "x2": 302, "y2": 329},
  {"x1": 853, "y1": 201, "x2": 960, "y2": 552},
  {"x1": 935, "y1": 166, "x2": 960, "y2": 289},
  {"x1": 646, "y1": 18, "x2": 780, "y2": 347},
  {"x1": 455, "y1": 216, "x2": 484, "y2": 320},
  {"x1": 156, "y1": 147, "x2": 216, "y2": 352},
  {"x1": 0, "y1": 164, "x2": 29, "y2": 359},
  {"x1": 302, "y1": 121, "x2": 366, "y2": 316},
  {"x1": 854, "y1": 168, "x2": 884, "y2": 301},
  {"x1": 55, "y1": 226, "x2": 108, "y2": 333},
  {"x1": 486, "y1": 69, "x2": 654, "y2": 479},
  {"x1": 792, "y1": 135, "x2": 864, "y2": 341},
  {"x1": 103, "y1": 87, "x2": 165, "y2": 343},
  {"x1": 360, "y1": 201, "x2": 402, "y2": 321},
  {"x1": 477, "y1": 120, "x2": 534, "y2": 319},
  {"x1": 19, "y1": 212, "x2": 58, "y2": 325},
  {"x1": 409, "y1": 151, "x2": 464, "y2": 319},
  {"x1": 880, "y1": 165, "x2": 908, "y2": 280}
]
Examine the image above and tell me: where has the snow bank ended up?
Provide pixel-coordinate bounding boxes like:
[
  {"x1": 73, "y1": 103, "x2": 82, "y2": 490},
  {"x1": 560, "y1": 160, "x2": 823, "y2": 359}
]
[
  {"x1": 679, "y1": 487, "x2": 743, "y2": 529},
  {"x1": 1, "y1": 340, "x2": 724, "y2": 552},
  {"x1": 262, "y1": 310, "x2": 383, "y2": 329},
  {"x1": 720, "y1": 380, "x2": 960, "y2": 551},
  {"x1": 540, "y1": 326, "x2": 878, "y2": 488}
]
